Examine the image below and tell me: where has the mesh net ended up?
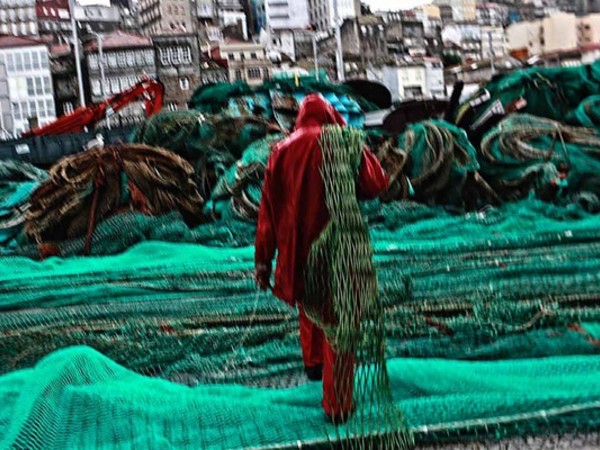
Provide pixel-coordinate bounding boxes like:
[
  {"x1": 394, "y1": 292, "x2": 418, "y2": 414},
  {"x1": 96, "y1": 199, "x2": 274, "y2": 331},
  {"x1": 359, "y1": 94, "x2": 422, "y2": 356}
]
[{"x1": 4, "y1": 64, "x2": 600, "y2": 448}]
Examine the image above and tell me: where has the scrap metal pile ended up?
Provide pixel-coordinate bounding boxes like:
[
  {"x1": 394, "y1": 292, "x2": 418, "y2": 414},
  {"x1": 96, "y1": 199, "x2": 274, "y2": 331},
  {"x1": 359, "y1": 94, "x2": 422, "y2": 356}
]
[{"x1": 1, "y1": 70, "x2": 600, "y2": 449}]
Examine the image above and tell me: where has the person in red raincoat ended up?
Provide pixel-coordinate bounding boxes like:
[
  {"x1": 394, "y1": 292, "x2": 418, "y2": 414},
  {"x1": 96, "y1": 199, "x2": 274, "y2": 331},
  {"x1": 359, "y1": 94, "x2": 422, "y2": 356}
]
[{"x1": 254, "y1": 94, "x2": 388, "y2": 423}]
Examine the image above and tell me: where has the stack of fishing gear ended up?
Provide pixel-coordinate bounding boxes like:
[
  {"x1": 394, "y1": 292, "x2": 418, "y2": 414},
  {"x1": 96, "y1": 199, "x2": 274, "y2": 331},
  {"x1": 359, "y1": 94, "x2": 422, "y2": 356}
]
[{"x1": 25, "y1": 144, "x2": 204, "y2": 255}]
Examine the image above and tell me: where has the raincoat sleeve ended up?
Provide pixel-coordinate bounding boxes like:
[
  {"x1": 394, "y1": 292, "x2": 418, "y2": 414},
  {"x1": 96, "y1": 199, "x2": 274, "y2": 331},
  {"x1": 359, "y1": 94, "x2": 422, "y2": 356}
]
[
  {"x1": 356, "y1": 147, "x2": 389, "y2": 200},
  {"x1": 255, "y1": 164, "x2": 277, "y2": 274}
]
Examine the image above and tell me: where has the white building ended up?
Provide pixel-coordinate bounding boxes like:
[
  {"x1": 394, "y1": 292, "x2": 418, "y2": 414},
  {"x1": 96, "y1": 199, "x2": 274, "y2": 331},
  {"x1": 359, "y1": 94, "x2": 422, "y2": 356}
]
[
  {"x1": 221, "y1": 9, "x2": 249, "y2": 40},
  {"x1": 375, "y1": 59, "x2": 444, "y2": 102},
  {"x1": 0, "y1": 35, "x2": 55, "y2": 138},
  {"x1": 0, "y1": 62, "x2": 13, "y2": 140},
  {"x1": 481, "y1": 25, "x2": 506, "y2": 59},
  {"x1": 0, "y1": 0, "x2": 38, "y2": 36},
  {"x1": 266, "y1": 0, "x2": 310, "y2": 30},
  {"x1": 507, "y1": 13, "x2": 578, "y2": 56},
  {"x1": 309, "y1": 0, "x2": 360, "y2": 32}
]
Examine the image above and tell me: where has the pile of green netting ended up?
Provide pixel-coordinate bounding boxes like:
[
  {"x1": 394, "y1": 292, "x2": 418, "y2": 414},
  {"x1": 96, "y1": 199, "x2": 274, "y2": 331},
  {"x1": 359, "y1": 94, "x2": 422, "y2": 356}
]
[
  {"x1": 1, "y1": 346, "x2": 600, "y2": 449},
  {"x1": 0, "y1": 200, "x2": 600, "y2": 447},
  {"x1": 0, "y1": 161, "x2": 47, "y2": 248},
  {"x1": 4, "y1": 62, "x2": 600, "y2": 448},
  {"x1": 456, "y1": 60, "x2": 600, "y2": 130},
  {"x1": 187, "y1": 76, "x2": 373, "y2": 129}
]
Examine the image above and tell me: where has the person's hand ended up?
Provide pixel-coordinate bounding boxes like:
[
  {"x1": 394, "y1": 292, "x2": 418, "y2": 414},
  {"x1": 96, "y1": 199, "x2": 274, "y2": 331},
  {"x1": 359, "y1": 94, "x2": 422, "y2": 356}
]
[{"x1": 255, "y1": 265, "x2": 271, "y2": 291}]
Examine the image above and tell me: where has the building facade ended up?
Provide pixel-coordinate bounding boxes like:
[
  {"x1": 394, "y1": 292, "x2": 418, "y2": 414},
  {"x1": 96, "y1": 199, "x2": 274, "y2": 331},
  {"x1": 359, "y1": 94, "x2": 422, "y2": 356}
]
[
  {"x1": 507, "y1": 13, "x2": 579, "y2": 56},
  {"x1": 308, "y1": 0, "x2": 360, "y2": 32},
  {"x1": 139, "y1": 0, "x2": 194, "y2": 35},
  {"x1": 0, "y1": 62, "x2": 14, "y2": 140},
  {"x1": 153, "y1": 34, "x2": 201, "y2": 111},
  {"x1": 477, "y1": 3, "x2": 508, "y2": 27},
  {"x1": 434, "y1": 0, "x2": 477, "y2": 23},
  {"x1": 83, "y1": 31, "x2": 156, "y2": 126},
  {"x1": 378, "y1": 60, "x2": 443, "y2": 102},
  {"x1": 36, "y1": 0, "x2": 71, "y2": 37},
  {"x1": 578, "y1": 14, "x2": 600, "y2": 47},
  {"x1": 0, "y1": 35, "x2": 55, "y2": 137},
  {"x1": 481, "y1": 25, "x2": 506, "y2": 60},
  {"x1": 210, "y1": 40, "x2": 272, "y2": 85},
  {"x1": 265, "y1": 0, "x2": 310, "y2": 30},
  {"x1": 74, "y1": 4, "x2": 122, "y2": 33},
  {"x1": 0, "y1": 0, "x2": 38, "y2": 36},
  {"x1": 216, "y1": 0, "x2": 248, "y2": 40},
  {"x1": 49, "y1": 43, "x2": 78, "y2": 117}
]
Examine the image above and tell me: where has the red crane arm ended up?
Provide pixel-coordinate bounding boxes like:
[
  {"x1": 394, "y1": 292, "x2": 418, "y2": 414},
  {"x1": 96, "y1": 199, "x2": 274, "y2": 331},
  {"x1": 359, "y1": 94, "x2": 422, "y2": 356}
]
[{"x1": 22, "y1": 77, "x2": 165, "y2": 137}]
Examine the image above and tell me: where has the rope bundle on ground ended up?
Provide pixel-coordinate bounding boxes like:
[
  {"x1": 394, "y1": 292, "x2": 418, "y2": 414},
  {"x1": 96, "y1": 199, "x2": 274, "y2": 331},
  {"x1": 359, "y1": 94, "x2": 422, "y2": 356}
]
[
  {"x1": 131, "y1": 110, "x2": 283, "y2": 199},
  {"x1": 25, "y1": 144, "x2": 204, "y2": 253},
  {"x1": 480, "y1": 114, "x2": 600, "y2": 206},
  {"x1": 377, "y1": 120, "x2": 497, "y2": 208}
]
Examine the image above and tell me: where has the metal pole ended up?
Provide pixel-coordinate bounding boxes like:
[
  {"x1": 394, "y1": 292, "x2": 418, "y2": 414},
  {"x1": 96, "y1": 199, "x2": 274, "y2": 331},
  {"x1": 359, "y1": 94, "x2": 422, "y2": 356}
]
[
  {"x1": 94, "y1": 32, "x2": 111, "y2": 129},
  {"x1": 488, "y1": 31, "x2": 495, "y2": 76},
  {"x1": 312, "y1": 32, "x2": 319, "y2": 80},
  {"x1": 333, "y1": 0, "x2": 344, "y2": 81},
  {"x1": 69, "y1": 0, "x2": 85, "y2": 107}
]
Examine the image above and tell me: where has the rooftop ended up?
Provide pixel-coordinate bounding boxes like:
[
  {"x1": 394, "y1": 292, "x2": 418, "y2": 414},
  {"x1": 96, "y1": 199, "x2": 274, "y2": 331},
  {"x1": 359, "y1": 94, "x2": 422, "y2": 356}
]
[
  {"x1": 84, "y1": 30, "x2": 152, "y2": 52},
  {"x1": 0, "y1": 34, "x2": 45, "y2": 49}
]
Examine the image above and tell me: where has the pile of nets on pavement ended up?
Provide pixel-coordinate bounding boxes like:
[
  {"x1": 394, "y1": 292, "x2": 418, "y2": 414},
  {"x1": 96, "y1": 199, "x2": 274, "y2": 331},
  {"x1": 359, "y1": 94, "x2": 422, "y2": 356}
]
[
  {"x1": 2, "y1": 64, "x2": 600, "y2": 448},
  {"x1": 188, "y1": 77, "x2": 373, "y2": 129},
  {"x1": 0, "y1": 161, "x2": 47, "y2": 248},
  {"x1": 1, "y1": 198, "x2": 600, "y2": 447},
  {"x1": 456, "y1": 60, "x2": 600, "y2": 131},
  {"x1": 23, "y1": 144, "x2": 204, "y2": 256}
]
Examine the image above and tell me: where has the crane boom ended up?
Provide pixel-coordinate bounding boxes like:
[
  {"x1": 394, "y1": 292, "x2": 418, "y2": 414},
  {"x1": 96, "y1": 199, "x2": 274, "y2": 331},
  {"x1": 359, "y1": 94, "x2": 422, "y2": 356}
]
[{"x1": 22, "y1": 77, "x2": 164, "y2": 137}]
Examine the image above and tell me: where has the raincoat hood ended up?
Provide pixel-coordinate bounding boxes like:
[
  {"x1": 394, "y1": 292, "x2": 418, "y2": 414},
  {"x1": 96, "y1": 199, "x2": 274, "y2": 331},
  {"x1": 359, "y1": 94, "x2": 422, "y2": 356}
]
[{"x1": 295, "y1": 94, "x2": 346, "y2": 130}]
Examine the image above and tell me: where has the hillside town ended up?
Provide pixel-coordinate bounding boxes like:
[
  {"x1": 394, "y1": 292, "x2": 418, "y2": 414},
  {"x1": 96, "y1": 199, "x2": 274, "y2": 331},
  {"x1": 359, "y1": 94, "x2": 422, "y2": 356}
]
[{"x1": 0, "y1": 0, "x2": 600, "y2": 138}]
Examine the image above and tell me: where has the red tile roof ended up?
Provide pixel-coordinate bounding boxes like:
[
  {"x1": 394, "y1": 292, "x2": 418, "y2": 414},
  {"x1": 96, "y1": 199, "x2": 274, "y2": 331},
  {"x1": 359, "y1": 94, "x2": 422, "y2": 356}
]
[
  {"x1": 84, "y1": 30, "x2": 152, "y2": 52},
  {"x1": 0, "y1": 34, "x2": 45, "y2": 49},
  {"x1": 50, "y1": 43, "x2": 71, "y2": 56}
]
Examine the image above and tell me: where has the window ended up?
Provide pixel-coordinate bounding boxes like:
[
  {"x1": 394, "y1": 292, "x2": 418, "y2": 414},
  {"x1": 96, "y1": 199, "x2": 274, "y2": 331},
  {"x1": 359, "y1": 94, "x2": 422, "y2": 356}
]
[
  {"x1": 91, "y1": 79, "x2": 101, "y2": 96},
  {"x1": 117, "y1": 51, "x2": 126, "y2": 67},
  {"x1": 159, "y1": 48, "x2": 169, "y2": 65},
  {"x1": 126, "y1": 51, "x2": 135, "y2": 67},
  {"x1": 168, "y1": 102, "x2": 178, "y2": 111},
  {"x1": 63, "y1": 102, "x2": 74, "y2": 114},
  {"x1": 107, "y1": 53, "x2": 117, "y2": 68},
  {"x1": 182, "y1": 47, "x2": 191, "y2": 64},
  {"x1": 6, "y1": 53, "x2": 14, "y2": 72},
  {"x1": 12, "y1": 102, "x2": 21, "y2": 120},
  {"x1": 34, "y1": 77, "x2": 43, "y2": 95},
  {"x1": 15, "y1": 52, "x2": 23, "y2": 71},
  {"x1": 250, "y1": 52, "x2": 257, "y2": 59},
  {"x1": 31, "y1": 50, "x2": 38, "y2": 70},
  {"x1": 135, "y1": 51, "x2": 144, "y2": 66},
  {"x1": 228, "y1": 53, "x2": 235, "y2": 60},
  {"x1": 144, "y1": 50, "x2": 154, "y2": 64},
  {"x1": 234, "y1": 69, "x2": 243, "y2": 81},
  {"x1": 247, "y1": 67, "x2": 261, "y2": 79},
  {"x1": 28, "y1": 100, "x2": 35, "y2": 117},
  {"x1": 45, "y1": 99, "x2": 53, "y2": 117},
  {"x1": 110, "y1": 78, "x2": 119, "y2": 94},
  {"x1": 89, "y1": 54, "x2": 98, "y2": 70},
  {"x1": 171, "y1": 47, "x2": 181, "y2": 64},
  {"x1": 179, "y1": 77, "x2": 189, "y2": 90},
  {"x1": 40, "y1": 51, "x2": 48, "y2": 66},
  {"x1": 23, "y1": 52, "x2": 31, "y2": 70},
  {"x1": 43, "y1": 76, "x2": 51, "y2": 94},
  {"x1": 36, "y1": 100, "x2": 45, "y2": 117},
  {"x1": 26, "y1": 78, "x2": 34, "y2": 95}
]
